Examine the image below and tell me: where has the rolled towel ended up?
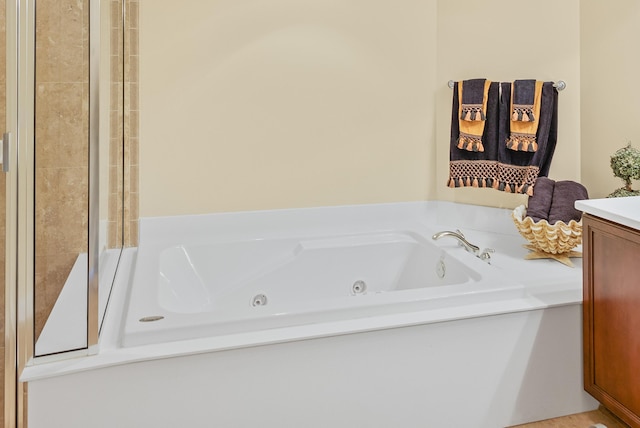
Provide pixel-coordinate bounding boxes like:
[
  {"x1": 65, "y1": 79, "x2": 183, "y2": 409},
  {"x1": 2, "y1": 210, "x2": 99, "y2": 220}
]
[
  {"x1": 526, "y1": 177, "x2": 555, "y2": 222},
  {"x1": 548, "y1": 180, "x2": 589, "y2": 224}
]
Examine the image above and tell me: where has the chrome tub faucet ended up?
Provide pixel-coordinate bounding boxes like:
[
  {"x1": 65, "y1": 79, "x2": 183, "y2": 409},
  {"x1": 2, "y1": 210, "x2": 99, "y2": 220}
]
[{"x1": 432, "y1": 229, "x2": 494, "y2": 263}]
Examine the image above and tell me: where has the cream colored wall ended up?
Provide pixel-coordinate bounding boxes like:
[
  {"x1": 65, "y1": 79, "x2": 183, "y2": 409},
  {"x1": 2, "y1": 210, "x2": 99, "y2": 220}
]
[
  {"x1": 580, "y1": 1, "x2": 640, "y2": 198},
  {"x1": 436, "y1": 0, "x2": 582, "y2": 208},
  {"x1": 139, "y1": 0, "x2": 437, "y2": 217},
  {"x1": 139, "y1": 0, "x2": 590, "y2": 217}
]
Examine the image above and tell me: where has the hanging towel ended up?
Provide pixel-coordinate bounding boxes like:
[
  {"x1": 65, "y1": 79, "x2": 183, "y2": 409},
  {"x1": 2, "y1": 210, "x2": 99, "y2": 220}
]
[
  {"x1": 448, "y1": 81, "x2": 500, "y2": 189},
  {"x1": 457, "y1": 79, "x2": 491, "y2": 152},
  {"x1": 497, "y1": 81, "x2": 558, "y2": 196},
  {"x1": 506, "y1": 80, "x2": 543, "y2": 152}
]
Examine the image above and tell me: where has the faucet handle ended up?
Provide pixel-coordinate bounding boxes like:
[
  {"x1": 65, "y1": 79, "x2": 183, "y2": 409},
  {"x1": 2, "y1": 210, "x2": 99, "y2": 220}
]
[
  {"x1": 454, "y1": 229, "x2": 467, "y2": 248},
  {"x1": 479, "y1": 248, "x2": 495, "y2": 263}
]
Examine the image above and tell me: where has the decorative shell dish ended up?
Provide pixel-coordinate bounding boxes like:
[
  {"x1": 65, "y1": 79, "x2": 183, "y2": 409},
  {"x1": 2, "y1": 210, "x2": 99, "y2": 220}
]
[{"x1": 511, "y1": 205, "x2": 582, "y2": 254}]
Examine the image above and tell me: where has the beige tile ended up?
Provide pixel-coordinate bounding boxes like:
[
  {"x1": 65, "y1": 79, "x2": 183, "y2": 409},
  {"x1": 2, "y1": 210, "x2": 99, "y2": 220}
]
[
  {"x1": 129, "y1": 137, "x2": 139, "y2": 165},
  {"x1": 128, "y1": 108, "x2": 139, "y2": 140},
  {"x1": 109, "y1": 163, "x2": 123, "y2": 194},
  {"x1": 127, "y1": 0, "x2": 139, "y2": 30},
  {"x1": 34, "y1": 167, "x2": 89, "y2": 256},
  {"x1": 35, "y1": 0, "x2": 88, "y2": 83},
  {"x1": 110, "y1": 106, "x2": 124, "y2": 139},
  {"x1": 108, "y1": 220, "x2": 121, "y2": 249},
  {"x1": 128, "y1": 82, "x2": 139, "y2": 111},
  {"x1": 109, "y1": 164, "x2": 120, "y2": 197},
  {"x1": 111, "y1": 80, "x2": 123, "y2": 109},
  {"x1": 34, "y1": 82, "x2": 89, "y2": 168},
  {"x1": 123, "y1": 188, "x2": 131, "y2": 223},
  {"x1": 115, "y1": 216, "x2": 123, "y2": 247},
  {"x1": 111, "y1": 136, "x2": 124, "y2": 167},
  {"x1": 125, "y1": 54, "x2": 138, "y2": 84},
  {"x1": 0, "y1": 254, "x2": 4, "y2": 336},
  {"x1": 129, "y1": 166, "x2": 139, "y2": 193},
  {"x1": 128, "y1": 27, "x2": 138, "y2": 56},
  {"x1": 108, "y1": 191, "x2": 120, "y2": 222},
  {"x1": 129, "y1": 191, "x2": 138, "y2": 217},
  {"x1": 111, "y1": 1, "x2": 122, "y2": 30},
  {"x1": 111, "y1": 25, "x2": 123, "y2": 53},
  {"x1": 128, "y1": 219, "x2": 139, "y2": 247}
]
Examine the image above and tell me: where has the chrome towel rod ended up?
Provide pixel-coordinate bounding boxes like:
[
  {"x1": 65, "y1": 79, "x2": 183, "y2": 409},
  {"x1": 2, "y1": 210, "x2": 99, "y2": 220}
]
[{"x1": 447, "y1": 80, "x2": 566, "y2": 91}]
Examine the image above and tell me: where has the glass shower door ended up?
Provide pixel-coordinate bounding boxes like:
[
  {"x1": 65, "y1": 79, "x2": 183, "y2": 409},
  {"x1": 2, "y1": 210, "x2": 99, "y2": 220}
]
[
  {"x1": 3, "y1": 0, "x2": 19, "y2": 425},
  {"x1": 0, "y1": 0, "x2": 6, "y2": 421}
]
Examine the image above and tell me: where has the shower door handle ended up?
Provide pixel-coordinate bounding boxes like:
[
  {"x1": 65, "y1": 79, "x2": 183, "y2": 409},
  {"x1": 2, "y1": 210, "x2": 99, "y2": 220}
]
[{"x1": 1, "y1": 132, "x2": 9, "y2": 173}]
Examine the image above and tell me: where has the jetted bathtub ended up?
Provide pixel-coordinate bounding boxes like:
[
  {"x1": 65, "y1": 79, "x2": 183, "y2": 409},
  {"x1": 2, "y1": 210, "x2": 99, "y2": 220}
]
[{"x1": 122, "y1": 203, "x2": 526, "y2": 347}]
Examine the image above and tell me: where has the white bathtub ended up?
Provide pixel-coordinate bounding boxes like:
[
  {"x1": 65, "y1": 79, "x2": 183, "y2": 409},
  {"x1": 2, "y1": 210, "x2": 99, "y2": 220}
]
[
  {"x1": 122, "y1": 203, "x2": 525, "y2": 347},
  {"x1": 24, "y1": 201, "x2": 597, "y2": 428}
]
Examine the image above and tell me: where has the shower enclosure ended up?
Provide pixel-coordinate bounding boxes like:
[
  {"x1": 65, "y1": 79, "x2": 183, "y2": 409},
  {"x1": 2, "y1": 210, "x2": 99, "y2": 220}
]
[{"x1": 3, "y1": 1, "x2": 128, "y2": 426}]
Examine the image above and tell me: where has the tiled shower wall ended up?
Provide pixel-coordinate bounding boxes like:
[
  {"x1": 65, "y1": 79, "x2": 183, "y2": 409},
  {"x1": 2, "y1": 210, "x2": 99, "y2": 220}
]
[
  {"x1": 33, "y1": 0, "x2": 139, "y2": 338},
  {"x1": 109, "y1": 0, "x2": 138, "y2": 248},
  {"x1": 109, "y1": 0, "x2": 124, "y2": 249},
  {"x1": 124, "y1": 0, "x2": 138, "y2": 247},
  {"x1": 34, "y1": 0, "x2": 90, "y2": 338},
  {"x1": 107, "y1": 0, "x2": 124, "y2": 248}
]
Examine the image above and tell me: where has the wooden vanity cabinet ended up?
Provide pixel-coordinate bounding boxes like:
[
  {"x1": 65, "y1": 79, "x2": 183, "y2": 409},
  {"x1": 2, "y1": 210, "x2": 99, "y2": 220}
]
[{"x1": 583, "y1": 213, "x2": 640, "y2": 428}]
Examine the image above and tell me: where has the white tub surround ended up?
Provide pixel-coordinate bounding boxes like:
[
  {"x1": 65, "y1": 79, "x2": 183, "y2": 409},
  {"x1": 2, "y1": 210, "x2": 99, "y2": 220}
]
[
  {"x1": 24, "y1": 201, "x2": 597, "y2": 428},
  {"x1": 35, "y1": 248, "x2": 121, "y2": 356}
]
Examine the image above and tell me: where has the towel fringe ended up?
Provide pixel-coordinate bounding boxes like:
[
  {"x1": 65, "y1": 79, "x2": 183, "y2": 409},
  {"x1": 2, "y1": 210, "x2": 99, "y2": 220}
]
[
  {"x1": 457, "y1": 134, "x2": 485, "y2": 152},
  {"x1": 447, "y1": 176, "x2": 499, "y2": 190},
  {"x1": 506, "y1": 134, "x2": 538, "y2": 152},
  {"x1": 448, "y1": 175, "x2": 536, "y2": 196},
  {"x1": 490, "y1": 180, "x2": 536, "y2": 195},
  {"x1": 512, "y1": 106, "x2": 535, "y2": 122},
  {"x1": 461, "y1": 105, "x2": 486, "y2": 122}
]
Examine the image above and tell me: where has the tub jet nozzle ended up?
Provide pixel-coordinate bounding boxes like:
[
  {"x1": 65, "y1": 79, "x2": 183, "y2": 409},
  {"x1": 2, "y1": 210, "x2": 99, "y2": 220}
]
[
  {"x1": 252, "y1": 294, "x2": 268, "y2": 307},
  {"x1": 352, "y1": 280, "x2": 367, "y2": 295}
]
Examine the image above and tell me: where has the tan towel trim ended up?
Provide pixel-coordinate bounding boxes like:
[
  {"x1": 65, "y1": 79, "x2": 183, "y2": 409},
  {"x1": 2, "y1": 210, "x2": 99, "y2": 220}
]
[
  {"x1": 457, "y1": 80, "x2": 491, "y2": 152},
  {"x1": 496, "y1": 163, "x2": 540, "y2": 195},
  {"x1": 506, "y1": 81, "x2": 543, "y2": 152},
  {"x1": 448, "y1": 160, "x2": 499, "y2": 188}
]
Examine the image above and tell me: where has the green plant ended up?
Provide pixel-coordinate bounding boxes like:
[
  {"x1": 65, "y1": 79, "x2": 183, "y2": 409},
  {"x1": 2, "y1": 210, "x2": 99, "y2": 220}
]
[{"x1": 608, "y1": 143, "x2": 640, "y2": 198}]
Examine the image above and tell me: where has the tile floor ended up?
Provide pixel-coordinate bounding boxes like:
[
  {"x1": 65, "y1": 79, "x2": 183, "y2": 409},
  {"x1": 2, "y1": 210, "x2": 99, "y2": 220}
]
[{"x1": 511, "y1": 407, "x2": 629, "y2": 428}]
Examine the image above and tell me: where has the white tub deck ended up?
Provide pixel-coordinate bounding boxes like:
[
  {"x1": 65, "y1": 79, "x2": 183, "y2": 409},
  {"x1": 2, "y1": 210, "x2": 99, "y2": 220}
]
[{"x1": 25, "y1": 201, "x2": 586, "y2": 376}]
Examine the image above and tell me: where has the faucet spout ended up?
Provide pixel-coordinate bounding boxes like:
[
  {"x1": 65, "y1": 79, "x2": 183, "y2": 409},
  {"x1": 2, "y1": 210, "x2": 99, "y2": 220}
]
[{"x1": 431, "y1": 230, "x2": 480, "y2": 256}]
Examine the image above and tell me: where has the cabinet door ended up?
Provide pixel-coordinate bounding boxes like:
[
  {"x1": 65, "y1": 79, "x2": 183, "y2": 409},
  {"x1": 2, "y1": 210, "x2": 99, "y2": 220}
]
[{"x1": 583, "y1": 214, "x2": 640, "y2": 427}]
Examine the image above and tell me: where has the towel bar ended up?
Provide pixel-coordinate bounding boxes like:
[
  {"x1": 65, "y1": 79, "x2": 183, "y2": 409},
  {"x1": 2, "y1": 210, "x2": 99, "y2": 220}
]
[{"x1": 447, "y1": 80, "x2": 566, "y2": 91}]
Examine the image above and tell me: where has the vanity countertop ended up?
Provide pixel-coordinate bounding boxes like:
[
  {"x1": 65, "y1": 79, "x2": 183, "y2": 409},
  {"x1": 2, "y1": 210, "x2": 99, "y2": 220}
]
[{"x1": 575, "y1": 196, "x2": 640, "y2": 231}]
